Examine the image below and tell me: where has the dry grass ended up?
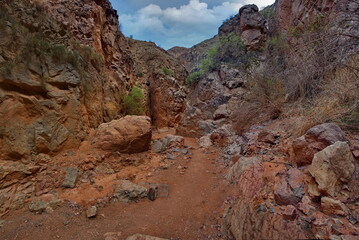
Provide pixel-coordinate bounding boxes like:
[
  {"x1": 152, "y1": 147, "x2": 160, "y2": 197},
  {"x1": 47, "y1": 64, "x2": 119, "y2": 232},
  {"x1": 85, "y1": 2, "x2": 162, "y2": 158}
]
[{"x1": 284, "y1": 55, "x2": 359, "y2": 135}]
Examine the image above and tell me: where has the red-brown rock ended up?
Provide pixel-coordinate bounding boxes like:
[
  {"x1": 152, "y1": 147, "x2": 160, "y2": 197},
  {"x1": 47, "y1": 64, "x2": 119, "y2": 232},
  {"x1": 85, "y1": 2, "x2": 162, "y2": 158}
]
[
  {"x1": 292, "y1": 123, "x2": 346, "y2": 166},
  {"x1": 225, "y1": 157, "x2": 264, "y2": 199},
  {"x1": 222, "y1": 199, "x2": 308, "y2": 240},
  {"x1": 94, "y1": 116, "x2": 152, "y2": 153},
  {"x1": 283, "y1": 205, "x2": 297, "y2": 220}
]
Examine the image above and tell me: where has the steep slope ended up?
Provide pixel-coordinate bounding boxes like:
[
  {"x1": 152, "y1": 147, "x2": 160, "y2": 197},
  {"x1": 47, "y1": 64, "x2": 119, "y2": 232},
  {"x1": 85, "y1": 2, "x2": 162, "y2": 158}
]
[{"x1": 168, "y1": 36, "x2": 218, "y2": 73}]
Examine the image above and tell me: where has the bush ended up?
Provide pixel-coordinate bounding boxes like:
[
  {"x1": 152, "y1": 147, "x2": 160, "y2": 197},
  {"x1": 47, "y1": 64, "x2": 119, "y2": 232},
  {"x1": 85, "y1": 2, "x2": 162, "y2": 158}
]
[
  {"x1": 185, "y1": 71, "x2": 203, "y2": 86},
  {"x1": 200, "y1": 47, "x2": 220, "y2": 72},
  {"x1": 161, "y1": 68, "x2": 173, "y2": 76},
  {"x1": 122, "y1": 86, "x2": 145, "y2": 115}
]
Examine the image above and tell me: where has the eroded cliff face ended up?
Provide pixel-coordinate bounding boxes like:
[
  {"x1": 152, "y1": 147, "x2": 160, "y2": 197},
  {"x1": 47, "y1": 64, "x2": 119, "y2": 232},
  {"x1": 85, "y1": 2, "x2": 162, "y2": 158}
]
[
  {"x1": 127, "y1": 39, "x2": 188, "y2": 128},
  {"x1": 0, "y1": 0, "x2": 134, "y2": 160},
  {"x1": 0, "y1": 0, "x2": 187, "y2": 214}
]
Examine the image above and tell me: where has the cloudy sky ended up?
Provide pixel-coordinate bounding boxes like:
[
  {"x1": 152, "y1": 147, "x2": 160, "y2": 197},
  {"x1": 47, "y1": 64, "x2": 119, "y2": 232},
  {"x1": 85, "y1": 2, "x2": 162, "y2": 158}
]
[{"x1": 110, "y1": 0, "x2": 274, "y2": 49}]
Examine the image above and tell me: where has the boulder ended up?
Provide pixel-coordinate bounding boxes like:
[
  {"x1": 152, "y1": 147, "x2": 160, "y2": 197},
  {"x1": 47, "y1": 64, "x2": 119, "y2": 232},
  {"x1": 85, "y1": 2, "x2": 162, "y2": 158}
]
[
  {"x1": 321, "y1": 197, "x2": 347, "y2": 216},
  {"x1": 308, "y1": 141, "x2": 355, "y2": 196},
  {"x1": 292, "y1": 123, "x2": 346, "y2": 166},
  {"x1": 126, "y1": 234, "x2": 168, "y2": 240},
  {"x1": 94, "y1": 116, "x2": 152, "y2": 154},
  {"x1": 225, "y1": 157, "x2": 264, "y2": 199},
  {"x1": 113, "y1": 180, "x2": 147, "y2": 202},
  {"x1": 62, "y1": 167, "x2": 78, "y2": 188}
]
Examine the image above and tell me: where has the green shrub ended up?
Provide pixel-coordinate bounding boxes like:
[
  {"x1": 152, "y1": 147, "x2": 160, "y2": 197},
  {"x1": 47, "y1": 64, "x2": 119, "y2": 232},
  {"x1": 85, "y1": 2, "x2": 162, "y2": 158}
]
[
  {"x1": 185, "y1": 71, "x2": 203, "y2": 86},
  {"x1": 200, "y1": 47, "x2": 220, "y2": 72},
  {"x1": 122, "y1": 86, "x2": 145, "y2": 115},
  {"x1": 161, "y1": 68, "x2": 173, "y2": 76}
]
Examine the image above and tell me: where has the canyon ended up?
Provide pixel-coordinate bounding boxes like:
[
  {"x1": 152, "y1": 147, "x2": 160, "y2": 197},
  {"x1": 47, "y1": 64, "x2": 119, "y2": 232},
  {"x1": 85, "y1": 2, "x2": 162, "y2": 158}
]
[{"x1": 0, "y1": 0, "x2": 358, "y2": 239}]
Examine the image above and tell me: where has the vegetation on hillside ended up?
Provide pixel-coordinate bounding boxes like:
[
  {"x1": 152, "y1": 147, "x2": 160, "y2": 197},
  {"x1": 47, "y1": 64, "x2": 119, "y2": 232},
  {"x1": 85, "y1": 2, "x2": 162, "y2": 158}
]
[
  {"x1": 122, "y1": 86, "x2": 145, "y2": 116},
  {"x1": 233, "y1": 9, "x2": 359, "y2": 134},
  {"x1": 185, "y1": 33, "x2": 255, "y2": 86}
]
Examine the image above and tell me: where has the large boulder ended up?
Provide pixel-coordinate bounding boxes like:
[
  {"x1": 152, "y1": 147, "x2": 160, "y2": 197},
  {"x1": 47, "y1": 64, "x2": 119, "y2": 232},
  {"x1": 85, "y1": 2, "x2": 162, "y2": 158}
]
[
  {"x1": 292, "y1": 123, "x2": 346, "y2": 166},
  {"x1": 94, "y1": 116, "x2": 152, "y2": 153},
  {"x1": 308, "y1": 141, "x2": 355, "y2": 197}
]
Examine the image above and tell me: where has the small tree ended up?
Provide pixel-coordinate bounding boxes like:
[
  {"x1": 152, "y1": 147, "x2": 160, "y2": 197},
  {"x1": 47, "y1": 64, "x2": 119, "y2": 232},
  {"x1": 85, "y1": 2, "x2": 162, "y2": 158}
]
[{"x1": 122, "y1": 86, "x2": 145, "y2": 115}]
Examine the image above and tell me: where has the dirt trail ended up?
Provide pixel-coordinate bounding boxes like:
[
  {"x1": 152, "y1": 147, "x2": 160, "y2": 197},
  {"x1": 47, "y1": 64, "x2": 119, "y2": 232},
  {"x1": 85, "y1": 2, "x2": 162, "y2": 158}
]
[{"x1": 0, "y1": 134, "x2": 233, "y2": 240}]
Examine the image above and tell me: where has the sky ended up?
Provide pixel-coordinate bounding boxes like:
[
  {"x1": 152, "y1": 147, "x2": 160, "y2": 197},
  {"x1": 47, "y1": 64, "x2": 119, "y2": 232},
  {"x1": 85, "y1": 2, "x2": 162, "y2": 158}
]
[{"x1": 110, "y1": 0, "x2": 275, "y2": 49}]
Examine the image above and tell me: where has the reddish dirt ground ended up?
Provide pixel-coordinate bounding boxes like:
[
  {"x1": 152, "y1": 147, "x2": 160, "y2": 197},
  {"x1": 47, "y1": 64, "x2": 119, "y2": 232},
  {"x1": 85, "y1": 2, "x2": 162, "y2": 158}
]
[{"x1": 0, "y1": 133, "x2": 234, "y2": 240}]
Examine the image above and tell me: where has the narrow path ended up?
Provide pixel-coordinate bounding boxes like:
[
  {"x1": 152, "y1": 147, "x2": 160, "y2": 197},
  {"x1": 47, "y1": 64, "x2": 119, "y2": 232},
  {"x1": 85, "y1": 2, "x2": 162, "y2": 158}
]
[{"x1": 0, "y1": 136, "x2": 232, "y2": 240}]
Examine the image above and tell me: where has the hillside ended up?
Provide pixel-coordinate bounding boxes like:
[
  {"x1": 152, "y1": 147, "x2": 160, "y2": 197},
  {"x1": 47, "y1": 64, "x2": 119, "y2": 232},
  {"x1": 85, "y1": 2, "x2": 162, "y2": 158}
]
[{"x1": 0, "y1": 0, "x2": 358, "y2": 239}]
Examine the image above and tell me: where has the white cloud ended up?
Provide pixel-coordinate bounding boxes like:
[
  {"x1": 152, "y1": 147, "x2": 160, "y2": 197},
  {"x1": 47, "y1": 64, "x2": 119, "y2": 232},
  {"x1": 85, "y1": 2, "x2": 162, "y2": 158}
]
[{"x1": 119, "y1": 0, "x2": 274, "y2": 49}]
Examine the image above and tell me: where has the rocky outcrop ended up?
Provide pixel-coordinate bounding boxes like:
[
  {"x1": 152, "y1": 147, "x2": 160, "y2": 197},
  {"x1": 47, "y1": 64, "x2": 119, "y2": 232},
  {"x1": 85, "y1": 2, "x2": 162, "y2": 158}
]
[
  {"x1": 127, "y1": 39, "x2": 188, "y2": 128},
  {"x1": 0, "y1": 0, "x2": 136, "y2": 161},
  {"x1": 275, "y1": 0, "x2": 336, "y2": 30},
  {"x1": 308, "y1": 141, "x2": 355, "y2": 197},
  {"x1": 222, "y1": 199, "x2": 308, "y2": 240},
  {"x1": 292, "y1": 123, "x2": 346, "y2": 166},
  {"x1": 94, "y1": 116, "x2": 152, "y2": 153},
  {"x1": 177, "y1": 68, "x2": 246, "y2": 137},
  {"x1": 219, "y1": 4, "x2": 267, "y2": 50}
]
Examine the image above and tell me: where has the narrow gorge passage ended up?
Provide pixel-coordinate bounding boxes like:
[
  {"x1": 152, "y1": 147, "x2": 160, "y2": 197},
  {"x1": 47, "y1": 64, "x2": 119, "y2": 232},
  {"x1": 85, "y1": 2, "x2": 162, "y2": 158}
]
[{"x1": 1, "y1": 131, "x2": 233, "y2": 240}]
